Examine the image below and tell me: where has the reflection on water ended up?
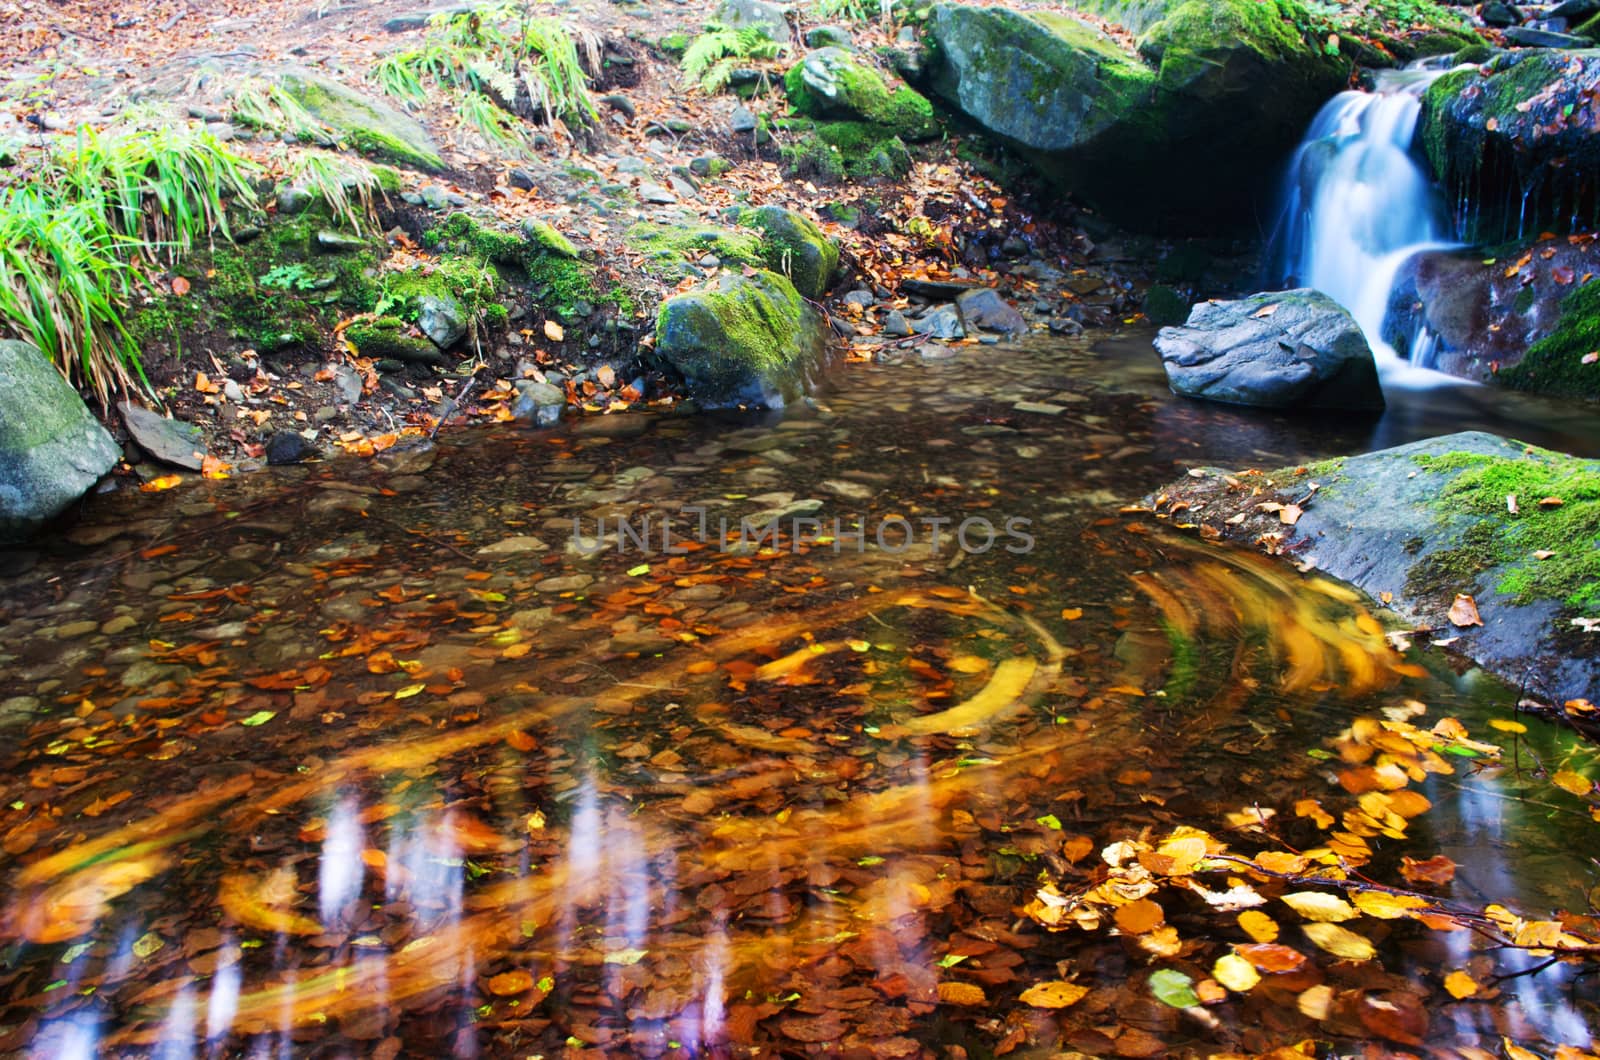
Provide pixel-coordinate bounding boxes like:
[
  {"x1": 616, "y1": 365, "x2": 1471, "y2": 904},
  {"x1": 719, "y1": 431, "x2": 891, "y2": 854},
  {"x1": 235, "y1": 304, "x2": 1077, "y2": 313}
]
[{"x1": 1, "y1": 333, "x2": 1597, "y2": 1056}]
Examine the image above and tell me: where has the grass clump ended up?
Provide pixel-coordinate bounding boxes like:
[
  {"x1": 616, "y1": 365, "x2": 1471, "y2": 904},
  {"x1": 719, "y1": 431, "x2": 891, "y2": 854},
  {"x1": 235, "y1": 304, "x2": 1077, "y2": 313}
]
[
  {"x1": 1499, "y1": 280, "x2": 1600, "y2": 400},
  {"x1": 0, "y1": 123, "x2": 258, "y2": 404},
  {"x1": 371, "y1": 2, "x2": 600, "y2": 147},
  {"x1": 680, "y1": 23, "x2": 787, "y2": 94},
  {"x1": 1407, "y1": 447, "x2": 1600, "y2": 611},
  {"x1": 282, "y1": 150, "x2": 387, "y2": 232}
]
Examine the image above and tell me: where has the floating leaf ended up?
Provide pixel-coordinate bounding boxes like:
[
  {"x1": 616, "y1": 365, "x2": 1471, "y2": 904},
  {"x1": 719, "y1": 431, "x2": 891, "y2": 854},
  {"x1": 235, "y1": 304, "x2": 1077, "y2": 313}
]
[
  {"x1": 1352, "y1": 891, "x2": 1430, "y2": 920},
  {"x1": 1302, "y1": 922, "x2": 1375, "y2": 960},
  {"x1": 1148, "y1": 968, "x2": 1199, "y2": 1008},
  {"x1": 394, "y1": 684, "x2": 426, "y2": 700},
  {"x1": 603, "y1": 948, "x2": 647, "y2": 966},
  {"x1": 1018, "y1": 980, "x2": 1089, "y2": 1009},
  {"x1": 1213, "y1": 953, "x2": 1261, "y2": 993},
  {"x1": 1489, "y1": 719, "x2": 1527, "y2": 734},
  {"x1": 1281, "y1": 891, "x2": 1358, "y2": 923},
  {"x1": 1297, "y1": 983, "x2": 1333, "y2": 1019},
  {"x1": 1237, "y1": 909, "x2": 1279, "y2": 943},
  {"x1": 1235, "y1": 943, "x2": 1307, "y2": 973},
  {"x1": 1443, "y1": 970, "x2": 1479, "y2": 999},
  {"x1": 1551, "y1": 770, "x2": 1591, "y2": 796},
  {"x1": 240, "y1": 711, "x2": 276, "y2": 727},
  {"x1": 1400, "y1": 854, "x2": 1456, "y2": 886}
]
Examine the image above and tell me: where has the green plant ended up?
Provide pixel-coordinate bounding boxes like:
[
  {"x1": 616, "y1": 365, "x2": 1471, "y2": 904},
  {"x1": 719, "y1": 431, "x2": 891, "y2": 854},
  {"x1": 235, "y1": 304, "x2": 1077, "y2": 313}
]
[
  {"x1": 230, "y1": 78, "x2": 330, "y2": 143},
  {"x1": 812, "y1": 0, "x2": 895, "y2": 23},
  {"x1": 284, "y1": 150, "x2": 384, "y2": 231},
  {"x1": 680, "y1": 23, "x2": 785, "y2": 94},
  {"x1": 370, "y1": 3, "x2": 600, "y2": 143},
  {"x1": 0, "y1": 123, "x2": 258, "y2": 403},
  {"x1": 258, "y1": 263, "x2": 318, "y2": 291}
]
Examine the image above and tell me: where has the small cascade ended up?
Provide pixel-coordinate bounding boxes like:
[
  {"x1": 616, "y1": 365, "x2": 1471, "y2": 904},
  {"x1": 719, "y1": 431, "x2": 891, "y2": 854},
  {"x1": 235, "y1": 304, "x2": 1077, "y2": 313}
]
[{"x1": 1265, "y1": 67, "x2": 1461, "y2": 387}]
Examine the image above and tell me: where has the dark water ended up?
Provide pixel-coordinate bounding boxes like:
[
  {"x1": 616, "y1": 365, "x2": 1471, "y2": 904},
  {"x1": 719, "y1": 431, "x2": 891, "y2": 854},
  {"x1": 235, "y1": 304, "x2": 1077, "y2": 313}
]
[{"x1": 0, "y1": 333, "x2": 1596, "y2": 1057}]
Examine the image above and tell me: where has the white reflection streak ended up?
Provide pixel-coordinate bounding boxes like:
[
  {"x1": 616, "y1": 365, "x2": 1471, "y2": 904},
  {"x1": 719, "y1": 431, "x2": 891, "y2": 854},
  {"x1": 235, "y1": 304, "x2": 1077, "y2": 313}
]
[
  {"x1": 554, "y1": 774, "x2": 603, "y2": 956},
  {"x1": 153, "y1": 979, "x2": 196, "y2": 1060},
  {"x1": 204, "y1": 941, "x2": 241, "y2": 1050},
  {"x1": 318, "y1": 794, "x2": 366, "y2": 928},
  {"x1": 683, "y1": 918, "x2": 730, "y2": 1051}
]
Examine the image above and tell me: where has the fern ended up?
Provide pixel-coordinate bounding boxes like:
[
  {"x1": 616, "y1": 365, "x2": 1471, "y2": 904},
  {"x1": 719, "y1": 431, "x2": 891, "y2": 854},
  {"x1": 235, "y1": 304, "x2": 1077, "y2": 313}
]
[{"x1": 680, "y1": 24, "x2": 784, "y2": 94}]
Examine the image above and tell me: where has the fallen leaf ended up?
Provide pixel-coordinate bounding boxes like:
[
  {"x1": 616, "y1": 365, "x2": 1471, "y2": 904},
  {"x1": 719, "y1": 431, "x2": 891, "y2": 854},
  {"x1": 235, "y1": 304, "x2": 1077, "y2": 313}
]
[
  {"x1": 1444, "y1": 970, "x2": 1479, "y2": 999},
  {"x1": 1018, "y1": 980, "x2": 1089, "y2": 1009},
  {"x1": 1538, "y1": 496, "x2": 1565, "y2": 508},
  {"x1": 1237, "y1": 909, "x2": 1279, "y2": 942},
  {"x1": 1279, "y1": 503, "x2": 1302, "y2": 525},
  {"x1": 1302, "y1": 922, "x2": 1375, "y2": 960},
  {"x1": 544, "y1": 320, "x2": 565, "y2": 342},
  {"x1": 937, "y1": 981, "x2": 987, "y2": 1006},
  {"x1": 1114, "y1": 898, "x2": 1165, "y2": 935},
  {"x1": 1251, "y1": 303, "x2": 1279, "y2": 319},
  {"x1": 1447, "y1": 594, "x2": 1482, "y2": 628},
  {"x1": 1148, "y1": 968, "x2": 1199, "y2": 1008},
  {"x1": 1213, "y1": 952, "x2": 1261, "y2": 992},
  {"x1": 488, "y1": 970, "x2": 534, "y2": 996},
  {"x1": 172, "y1": 276, "x2": 191, "y2": 296},
  {"x1": 1400, "y1": 854, "x2": 1456, "y2": 885},
  {"x1": 1551, "y1": 770, "x2": 1591, "y2": 796},
  {"x1": 1281, "y1": 891, "x2": 1358, "y2": 922}
]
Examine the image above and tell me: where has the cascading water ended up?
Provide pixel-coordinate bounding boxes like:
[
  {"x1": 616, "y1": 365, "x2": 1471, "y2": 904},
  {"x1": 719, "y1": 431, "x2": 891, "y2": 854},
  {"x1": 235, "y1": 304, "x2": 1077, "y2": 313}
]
[{"x1": 1265, "y1": 66, "x2": 1461, "y2": 387}]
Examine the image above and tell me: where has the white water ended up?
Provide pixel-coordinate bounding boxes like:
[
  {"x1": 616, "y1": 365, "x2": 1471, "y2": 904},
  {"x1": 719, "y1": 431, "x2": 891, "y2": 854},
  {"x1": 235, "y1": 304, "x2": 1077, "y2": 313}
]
[{"x1": 1265, "y1": 67, "x2": 1464, "y2": 389}]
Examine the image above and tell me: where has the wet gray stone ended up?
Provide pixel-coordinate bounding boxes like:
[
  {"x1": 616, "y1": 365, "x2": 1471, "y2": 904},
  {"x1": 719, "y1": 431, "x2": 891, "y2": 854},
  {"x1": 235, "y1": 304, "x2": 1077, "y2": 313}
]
[{"x1": 120, "y1": 402, "x2": 206, "y2": 470}]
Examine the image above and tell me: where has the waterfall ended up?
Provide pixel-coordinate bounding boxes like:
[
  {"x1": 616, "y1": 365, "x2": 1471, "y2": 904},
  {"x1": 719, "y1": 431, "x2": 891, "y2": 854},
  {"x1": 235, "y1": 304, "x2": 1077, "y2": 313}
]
[{"x1": 1265, "y1": 67, "x2": 1461, "y2": 388}]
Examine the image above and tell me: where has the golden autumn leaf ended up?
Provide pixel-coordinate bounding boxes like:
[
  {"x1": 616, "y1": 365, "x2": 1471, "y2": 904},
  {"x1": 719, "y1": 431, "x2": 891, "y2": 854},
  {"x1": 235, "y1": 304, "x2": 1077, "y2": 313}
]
[
  {"x1": 1237, "y1": 909, "x2": 1279, "y2": 943},
  {"x1": 1114, "y1": 898, "x2": 1165, "y2": 935},
  {"x1": 1019, "y1": 980, "x2": 1090, "y2": 1009},
  {"x1": 1444, "y1": 970, "x2": 1479, "y2": 999},
  {"x1": 1213, "y1": 952, "x2": 1261, "y2": 993},
  {"x1": 1352, "y1": 891, "x2": 1430, "y2": 920},
  {"x1": 1303, "y1": 922, "x2": 1375, "y2": 960},
  {"x1": 1255, "y1": 850, "x2": 1309, "y2": 875},
  {"x1": 1297, "y1": 983, "x2": 1333, "y2": 1019},
  {"x1": 1281, "y1": 891, "x2": 1358, "y2": 922},
  {"x1": 1447, "y1": 593, "x2": 1483, "y2": 627},
  {"x1": 487, "y1": 970, "x2": 534, "y2": 996},
  {"x1": 936, "y1": 981, "x2": 987, "y2": 1006},
  {"x1": 16, "y1": 854, "x2": 172, "y2": 943},
  {"x1": 1551, "y1": 770, "x2": 1592, "y2": 796},
  {"x1": 172, "y1": 275, "x2": 191, "y2": 296}
]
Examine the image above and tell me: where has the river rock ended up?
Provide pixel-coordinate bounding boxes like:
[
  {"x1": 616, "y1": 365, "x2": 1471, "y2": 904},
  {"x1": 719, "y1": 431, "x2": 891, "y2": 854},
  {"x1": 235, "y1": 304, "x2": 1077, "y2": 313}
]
[
  {"x1": 1502, "y1": 27, "x2": 1591, "y2": 47},
  {"x1": 120, "y1": 402, "x2": 207, "y2": 470},
  {"x1": 915, "y1": 304, "x2": 966, "y2": 340},
  {"x1": 271, "y1": 70, "x2": 444, "y2": 172},
  {"x1": 1152, "y1": 432, "x2": 1600, "y2": 712},
  {"x1": 512, "y1": 380, "x2": 567, "y2": 427},
  {"x1": 784, "y1": 47, "x2": 938, "y2": 140},
  {"x1": 0, "y1": 341, "x2": 121, "y2": 542},
  {"x1": 956, "y1": 287, "x2": 1027, "y2": 336},
  {"x1": 738, "y1": 205, "x2": 839, "y2": 300},
  {"x1": 922, "y1": 2, "x2": 1347, "y2": 232},
  {"x1": 1154, "y1": 289, "x2": 1384, "y2": 410},
  {"x1": 417, "y1": 295, "x2": 467, "y2": 349},
  {"x1": 714, "y1": 0, "x2": 790, "y2": 41},
  {"x1": 655, "y1": 269, "x2": 833, "y2": 409},
  {"x1": 1421, "y1": 50, "x2": 1600, "y2": 241}
]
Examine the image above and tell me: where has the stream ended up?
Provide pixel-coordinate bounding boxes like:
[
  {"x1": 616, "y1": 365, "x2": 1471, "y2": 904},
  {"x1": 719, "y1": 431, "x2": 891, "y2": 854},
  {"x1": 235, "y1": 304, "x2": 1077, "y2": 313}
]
[{"x1": 1, "y1": 332, "x2": 1598, "y2": 1056}]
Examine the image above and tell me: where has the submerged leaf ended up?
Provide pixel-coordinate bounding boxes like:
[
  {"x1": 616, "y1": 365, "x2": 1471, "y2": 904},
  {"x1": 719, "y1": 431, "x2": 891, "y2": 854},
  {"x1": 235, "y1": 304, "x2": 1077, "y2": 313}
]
[
  {"x1": 1018, "y1": 980, "x2": 1089, "y2": 1009},
  {"x1": 1148, "y1": 968, "x2": 1199, "y2": 1008},
  {"x1": 1303, "y1": 922, "x2": 1375, "y2": 960}
]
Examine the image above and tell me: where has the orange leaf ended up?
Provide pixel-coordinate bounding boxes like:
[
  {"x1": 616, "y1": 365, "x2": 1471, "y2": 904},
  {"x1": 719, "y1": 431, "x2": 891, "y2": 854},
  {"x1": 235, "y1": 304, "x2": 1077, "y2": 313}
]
[
  {"x1": 597, "y1": 364, "x2": 616, "y2": 388},
  {"x1": 172, "y1": 276, "x2": 191, "y2": 296},
  {"x1": 1447, "y1": 593, "x2": 1482, "y2": 628},
  {"x1": 487, "y1": 970, "x2": 533, "y2": 996}
]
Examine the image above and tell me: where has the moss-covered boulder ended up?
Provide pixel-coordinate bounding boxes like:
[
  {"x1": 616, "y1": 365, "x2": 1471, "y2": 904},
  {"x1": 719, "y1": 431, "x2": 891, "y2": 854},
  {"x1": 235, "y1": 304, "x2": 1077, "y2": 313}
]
[
  {"x1": 737, "y1": 206, "x2": 839, "y2": 299},
  {"x1": 1152, "y1": 432, "x2": 1600, "y2": 712},
  {"x1": 274, "y1": 71, "x2": 445, "y2": 172},
  {"x1": 779, "y1": 120, "x2": 915, "y2": 182},
  {"x1": 1420, "y1": 50, "x2": 1600, "y2": 242},
  {"x1": 654, "y1": 270, "x2": 834, "y2": 409},
  {"x1": 0, "y1": 340, "x2": 121, "y2": 542},
  {"x1": 785, "y1": 48, "x2": 940, "y2": 140},
  {"x1": 346, "y1": 317, "x2": 449, "y2": 366},
  {"x1": 922, "y1": 2, "x2": 1347, "y2": 231},
  {"x1": 1500, "y1": 280, "x2": 1600, "y2": 399}
]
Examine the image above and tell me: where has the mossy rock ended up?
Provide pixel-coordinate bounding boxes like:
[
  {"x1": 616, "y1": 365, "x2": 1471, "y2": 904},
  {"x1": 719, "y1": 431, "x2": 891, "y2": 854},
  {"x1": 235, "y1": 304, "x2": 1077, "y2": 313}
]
[
  {"x1": 654, "y1": 270, "x2": 834, "y2": 409},
  {"x1": 424, "y1": 212, "x2": 607, "y2": 322},
  {"x1": 1420, "y1": 51, "x2": 1600, "y2": 242},
  {"x1": 784, "y1": 48, "x2": 940, "y2": 141},
  {"x1": 274, "y1": 71, "x2": 444, "y2": 172},
  {"x1": 923, "y1": 1, "x2": 1347, "y2": 232},
  {"x1": 346, "y1": 317, "x2": 448, "y2": 366},
  {"x1": 624, "y1": 221, "x2": 768, "y2": 283},
  {"x1": 782, "y1": 120, "x2": 915, "y2": 182},
  {"x1": 1499, "y1": 280, "x2": 1600, "y2": 400},
  {"x1": 0, "y1": 340, "x2": 121, "y2": 542},
  {"x1": 737, "y1": 205, "x2": 840, "y2": 300}
]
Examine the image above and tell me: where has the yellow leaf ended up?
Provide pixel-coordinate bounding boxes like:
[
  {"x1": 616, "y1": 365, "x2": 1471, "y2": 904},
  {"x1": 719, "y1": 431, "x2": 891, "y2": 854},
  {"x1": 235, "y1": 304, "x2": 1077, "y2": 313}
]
[
  {"x1": 1504, "y1": 1040, "x2": 1543, "y2": 1060},
  {"x1": 1060, "y1": 607, "x2": 1083, "y2": 620},
  {"x1": 1114, "y1": 898, "x2": 1165, "y2": 935},
  {"x1": 1444, "y1": 970, "x2": 1479, "y2": 999},
  {"x1": 1352, "y1": 891, "x2": 1430, "y2": 920},
  {"x1": 1489, "y1": 719, "x2": 1527, "y2": 734},
  {"x1": 937, "y1": 981, "x2": 987, "y2": 1006},
  {"x1": 1019, "y1": 980, "x2": 1089, "y2": 1009},
  {"x1": 1237, "y1": 909, "x2": 1279, "y2": 942},
  {"x1": 544, "y1": 320, "x2": 565, "y2": 342},
  {"x1": 1297, "y1": 983, "x2": 1333, "y2": 1019},
  {"x1": 947, "y1": 655, "x2": 989, "y2": 674},
  {"x1": 1281, "y1": 891, "x2": 1358, "y2": 922},
  {"x1": 1552, "y1": 770, "x2": 1591, "y2": 796},
  {"x1": 1213, "y1": 952, "x2": 1261, "y2": 993},
  {"x1": 1303, "y1": 922, "x2": 1374, "y2": 960},
  {"x1": 1254, "y1": 851, "x2": 1309, "y2": 875},
  {"x1": 394, "y1": 683, "x2": 426, "y2": 699}
]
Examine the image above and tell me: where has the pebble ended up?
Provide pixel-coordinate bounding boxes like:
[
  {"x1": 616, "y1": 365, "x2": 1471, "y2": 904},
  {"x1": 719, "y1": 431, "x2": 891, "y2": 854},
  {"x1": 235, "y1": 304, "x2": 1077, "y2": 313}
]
[
  {"x1": 477, "y1": 536, "x2": 549, "y2": 555},
  {"x1": 56, "y1": 620, "x2": 99, "y2": 639}
]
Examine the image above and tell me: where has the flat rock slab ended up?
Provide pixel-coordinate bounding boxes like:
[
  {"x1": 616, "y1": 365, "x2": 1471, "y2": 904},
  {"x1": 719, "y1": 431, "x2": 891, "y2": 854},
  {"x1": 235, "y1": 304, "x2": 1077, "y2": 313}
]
[
  {"x1": 1151, "y1": 431, "x2": 1600, "y2": 714},
  {"x1": 1154, "y1": 289, "x2": 1384, "y2": 411},
  {"x1": 120, "y1": 402, "x2": 206, "y2": 470}
]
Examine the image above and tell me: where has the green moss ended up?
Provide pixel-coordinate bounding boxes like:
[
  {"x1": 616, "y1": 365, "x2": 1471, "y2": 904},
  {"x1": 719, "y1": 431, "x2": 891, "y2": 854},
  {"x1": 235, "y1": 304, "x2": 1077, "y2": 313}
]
[
  {"x1": 1453, "y1": 43, "x2": 1493, "y2": 64},
  {"x1": 526, "y1": 255, "x2": 600, "y2": 321},
  {"x1": 654, "y1": 270, "x2": 822, "y2": 404},
  {"x1": 781, "y1": 121, "x2": 913, "y2": 182},
  {"x1": 1405, "y1": 446, "x2": 1600, "y2": 610},
  {"x1": 1499, "y1": 281, "x2": 1600, "y2": 400},
  {"x1": 523, "y1": 219, "x2": 579, "y2": 259},
  {"x1": 424, "y1": 211, "x2": 604, "y2": 321},
  {"x1": 657, "y1": 32, "x2": 691, "y2": 58},
  {"x1": 784, "y1": 49, "x2": 939, "y2": 140},
  {"x1": 346, "y1": 316, "x2": 444, "y2": 363},
  {"x1": 276, "y1": 73, "x2": 444, "y2": 172},
  {"x1": 381, "y1": 256, "x2": 500, "y2": 319},
  {"x1": 423, "y1": 213, "x2": 527, "y2": 266},
  {"x1": 624, "y1": 221, "x2": 767, "y2": 281},
  {"x1": 737, "y1": 205, "x2": 839, "y2": 299}
]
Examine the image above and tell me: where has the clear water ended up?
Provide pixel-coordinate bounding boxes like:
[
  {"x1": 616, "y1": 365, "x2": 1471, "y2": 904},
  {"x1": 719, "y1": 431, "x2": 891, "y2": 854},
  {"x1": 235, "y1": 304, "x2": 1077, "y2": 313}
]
[
  {"x1": 1265, "y1": 67, "x2": 1462, "y2": 389},
  {"x1": 1, "y1": 336, "x2": 1597, "y2": 1057}
]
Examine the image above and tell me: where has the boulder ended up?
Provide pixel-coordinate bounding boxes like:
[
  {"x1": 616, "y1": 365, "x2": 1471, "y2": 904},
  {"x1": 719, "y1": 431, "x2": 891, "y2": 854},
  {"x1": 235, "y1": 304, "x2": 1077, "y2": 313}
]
[
  {"x1": 1152, "y1": 432, "x2": 1600, "y2": 713},
  {"x1": 417, "y1": 293, "x2": 467, "y2": 349},
  {"x1": 1420, "y1": 50, "x2": 1600, "y2": 241},
  {"x1": 120, "y1": 402, "x2": 207, "y2": 470},
  {"x1": 272, "y1": 70, "x2": 445, "y2": 172},
  {"x1": 0, "y1": 342, "x2": 121, "y2": 541},
  {"x1": 715, "y1": 0, "x2": 791, "y2": 42},
  {"x1": 654, "y1": 270, "x2": 833, "y2": 408},
  {"x1": 1154, "y1": 289, "x2": 1384, "y2": 409},
  {"x1": 737, "y1": 205, "x2": 839, "y2": 299},
  {"x1": 511, "y1": 380, "x2": 568, "y2": 427},
  {"x1": 955, "y1": 287, "x2": 1027, "y2": 335},
  {"x1": 921, "y1": 2, "x2": 1347, "y2": 232},
  {"x1": 784, "y1": 48, "x2": 939, "y2": 140}
]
